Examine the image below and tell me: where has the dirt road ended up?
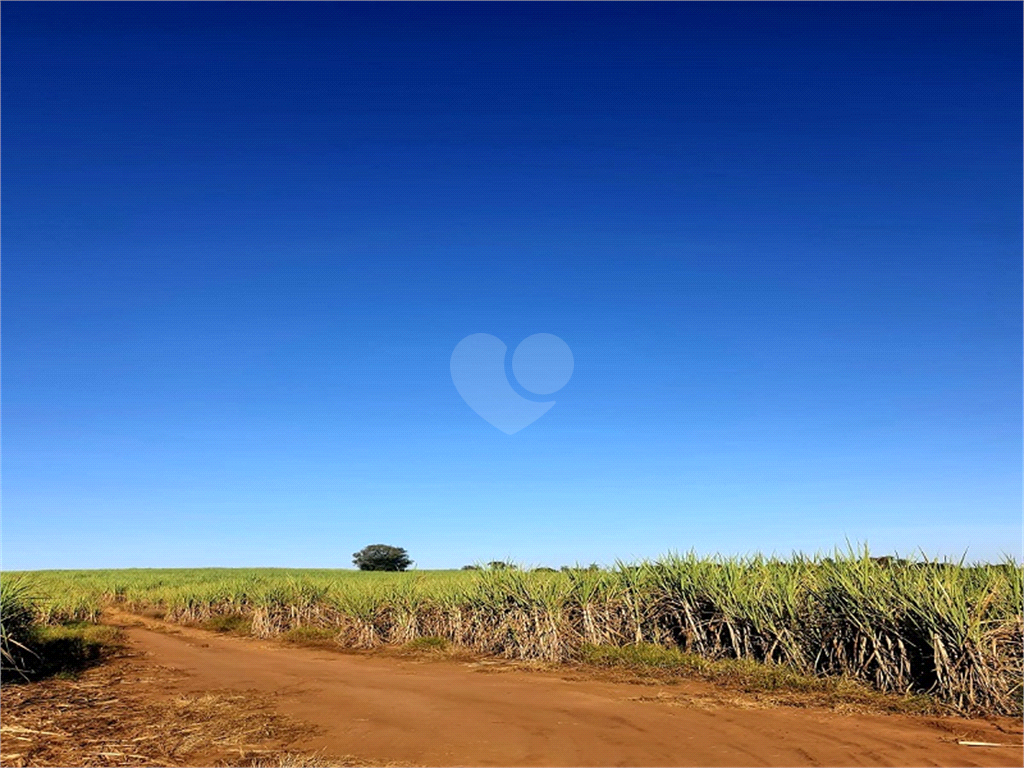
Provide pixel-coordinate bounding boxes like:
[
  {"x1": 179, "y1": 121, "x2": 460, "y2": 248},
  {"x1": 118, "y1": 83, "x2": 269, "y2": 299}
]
[{"x1": 115, "y1": 616, "x2": 1021, "y2": 767}]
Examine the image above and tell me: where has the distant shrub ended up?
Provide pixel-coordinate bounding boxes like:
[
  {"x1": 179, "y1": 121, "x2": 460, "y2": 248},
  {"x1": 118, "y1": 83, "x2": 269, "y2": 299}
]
[
  {"x1": 461, "y1": 565, "x2": 481, "y2": 571},
  {"x1": 487, "y1": 561, "x2": 516, "y2": 570},
  {"x1": 352, "y1": 544, "x2": 412, "y2": 572}
]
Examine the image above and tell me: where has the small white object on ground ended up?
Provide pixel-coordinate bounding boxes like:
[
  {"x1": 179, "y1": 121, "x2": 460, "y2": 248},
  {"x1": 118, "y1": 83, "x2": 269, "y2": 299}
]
[{"x1": 956, "y1": 740, "x2": 1018, "y2": 747}]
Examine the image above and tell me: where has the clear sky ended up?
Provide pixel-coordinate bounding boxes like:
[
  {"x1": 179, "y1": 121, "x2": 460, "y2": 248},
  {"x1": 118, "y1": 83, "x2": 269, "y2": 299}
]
[{"x1": 3, "y1": 2, "x2": 1020, "y2": 570}]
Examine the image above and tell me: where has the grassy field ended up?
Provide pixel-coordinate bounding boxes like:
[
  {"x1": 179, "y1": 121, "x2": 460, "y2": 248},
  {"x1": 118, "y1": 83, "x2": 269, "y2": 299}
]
[{"x1": 3, "y1": 550, "x2": 1021, "y2": 716}]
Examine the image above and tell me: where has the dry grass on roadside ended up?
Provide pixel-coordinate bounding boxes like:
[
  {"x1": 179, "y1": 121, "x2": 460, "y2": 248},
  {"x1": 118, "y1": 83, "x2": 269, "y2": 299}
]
[
  {"x1": 0, "y1": 648, "x2": 373, "y2": 768},
  {"x1": 232, "y1": 753, "x2": 411, "y2": 767}
]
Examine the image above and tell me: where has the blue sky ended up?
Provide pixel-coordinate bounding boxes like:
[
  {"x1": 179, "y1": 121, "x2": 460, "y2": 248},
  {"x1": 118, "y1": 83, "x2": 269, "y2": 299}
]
[{"x1": 3, "y1": 2, "x2": 1020, "y2": 570}]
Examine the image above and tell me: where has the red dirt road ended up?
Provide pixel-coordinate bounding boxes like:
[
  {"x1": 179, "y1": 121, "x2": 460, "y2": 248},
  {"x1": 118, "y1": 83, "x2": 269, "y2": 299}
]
[{"x1": 118, "y1": 618, "x2": 1022, "y2": 767}]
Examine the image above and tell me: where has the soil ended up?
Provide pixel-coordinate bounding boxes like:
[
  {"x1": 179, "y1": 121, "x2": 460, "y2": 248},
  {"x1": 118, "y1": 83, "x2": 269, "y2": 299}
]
[{"x1": 3, "y1": 612, "x2": 1022, "y2": 768}]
